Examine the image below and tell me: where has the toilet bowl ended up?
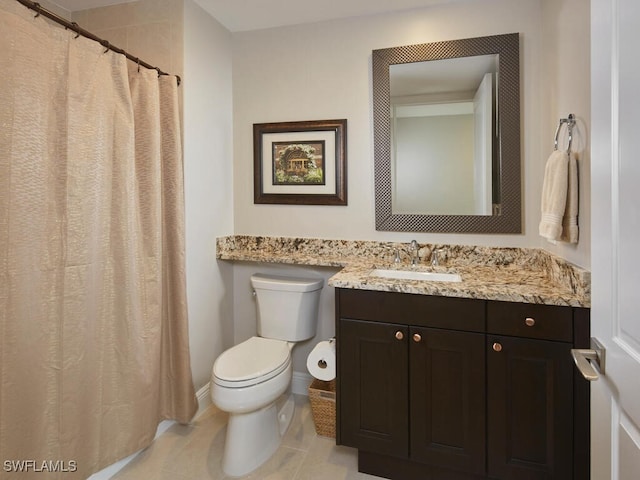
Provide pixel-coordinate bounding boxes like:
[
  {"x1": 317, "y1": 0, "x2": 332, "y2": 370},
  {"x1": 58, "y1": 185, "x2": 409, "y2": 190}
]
[
  {"x1": 212, "y1": 336, "x2": 292, "y2": 413},
  {"x1": 210, "y1": 273, "x2": 323, "y2": 477},
  {"x1": 211, "y1": 337, "x2": 295, "y2": 477}
]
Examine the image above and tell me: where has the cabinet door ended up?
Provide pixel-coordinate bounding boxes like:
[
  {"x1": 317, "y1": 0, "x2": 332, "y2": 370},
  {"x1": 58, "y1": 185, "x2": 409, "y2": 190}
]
[
  {"x1": 410, "y1": 327, "x2": 486, "y2": 475},
  {"x1": 339, "y1": 318, "x2": 409, "y2": 458},
  {"x1": 487, "y1": 335, "x2": 573, "y2": 479}
]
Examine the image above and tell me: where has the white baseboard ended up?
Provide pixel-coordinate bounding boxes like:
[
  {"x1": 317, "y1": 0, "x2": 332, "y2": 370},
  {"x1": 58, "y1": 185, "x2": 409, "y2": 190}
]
[{"x1": 195, "y1": 382, "x2": 213, "y2": 418}]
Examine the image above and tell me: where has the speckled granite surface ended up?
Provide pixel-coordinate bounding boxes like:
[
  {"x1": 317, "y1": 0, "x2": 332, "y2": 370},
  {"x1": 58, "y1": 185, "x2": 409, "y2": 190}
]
[{"x1": 216, "y1": 236, "x2": 591, "y2": 307}]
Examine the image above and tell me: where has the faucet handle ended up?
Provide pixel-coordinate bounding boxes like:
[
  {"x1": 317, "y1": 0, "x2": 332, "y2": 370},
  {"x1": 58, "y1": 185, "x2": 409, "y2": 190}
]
[
  {"x1": 431, "y1": 248, "x2": 446, "y2": 266},
  {"x1": 393, "y1": 249, "x2": 401, "y2": 264}
]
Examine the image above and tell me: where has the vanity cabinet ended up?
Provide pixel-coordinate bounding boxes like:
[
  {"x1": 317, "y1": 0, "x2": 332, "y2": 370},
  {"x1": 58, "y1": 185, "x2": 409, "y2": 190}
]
[
  {"x1": 335, "y1": 288, "x2": 590, "y2": 480},
  {"x1": 486, "y1": 302, "x2": 575, "y2": 479},
  {"x1": 340, "y1": 320, "x2": 486, "y2": 473}
]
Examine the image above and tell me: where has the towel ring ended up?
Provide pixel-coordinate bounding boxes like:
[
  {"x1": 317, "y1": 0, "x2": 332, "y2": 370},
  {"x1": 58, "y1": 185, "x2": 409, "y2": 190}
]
[{"x1": 554, "y1": 113, "x2": 575, "y2": 154}]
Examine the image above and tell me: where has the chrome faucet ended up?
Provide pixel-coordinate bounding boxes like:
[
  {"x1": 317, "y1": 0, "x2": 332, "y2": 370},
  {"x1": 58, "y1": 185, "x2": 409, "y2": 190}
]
[
  {"x1": 409, "y1": 240, "x2": 419, "y2": 266},
  {"x1": 393, "y1": 240, "x2": 421, "y2": 266}
]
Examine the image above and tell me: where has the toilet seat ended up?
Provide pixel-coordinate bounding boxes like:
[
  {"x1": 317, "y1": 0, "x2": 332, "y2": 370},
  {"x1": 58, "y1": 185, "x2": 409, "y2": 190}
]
[{"x1": 213, "y1": 337, "x2": 291, "y2": 388}]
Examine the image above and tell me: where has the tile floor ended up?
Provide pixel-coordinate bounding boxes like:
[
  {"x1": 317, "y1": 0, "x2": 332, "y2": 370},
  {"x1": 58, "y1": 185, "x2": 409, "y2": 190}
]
[{"x1": 112, "y1": 394, "x2": 379, "y2": 479}]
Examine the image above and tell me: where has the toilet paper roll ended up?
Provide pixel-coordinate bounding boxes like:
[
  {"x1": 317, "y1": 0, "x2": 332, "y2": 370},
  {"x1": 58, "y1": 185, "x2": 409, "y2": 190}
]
[{"x1": 306, "y1": 339, "x2": 336, "y2": 381}]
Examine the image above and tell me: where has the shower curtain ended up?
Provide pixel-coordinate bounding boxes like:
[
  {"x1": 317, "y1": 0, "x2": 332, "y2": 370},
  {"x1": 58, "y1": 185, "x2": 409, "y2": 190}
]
[{"x1": 0, "y1": 2, "x2": 198, "y2": 478}]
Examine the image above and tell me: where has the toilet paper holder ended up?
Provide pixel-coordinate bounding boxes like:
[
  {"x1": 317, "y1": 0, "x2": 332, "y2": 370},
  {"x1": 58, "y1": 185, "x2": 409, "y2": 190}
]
[
  {"x1": 307, "y1": 337, "x2": 336, "y2": 382},
  {"x1": 316, "y1": 338, "x2": 334, "y2": 368}
]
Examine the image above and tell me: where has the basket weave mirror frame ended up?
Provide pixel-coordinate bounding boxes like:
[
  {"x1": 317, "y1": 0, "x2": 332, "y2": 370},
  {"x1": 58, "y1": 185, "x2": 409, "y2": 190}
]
[{"x1": 373, "y1": 33, "x2": 521, "y2": 233}]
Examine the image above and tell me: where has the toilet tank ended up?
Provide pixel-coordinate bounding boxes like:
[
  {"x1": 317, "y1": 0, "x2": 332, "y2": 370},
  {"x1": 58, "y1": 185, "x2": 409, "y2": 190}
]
[{"x1": 250, "y1": 273, "x2": 323, "y2": 342}]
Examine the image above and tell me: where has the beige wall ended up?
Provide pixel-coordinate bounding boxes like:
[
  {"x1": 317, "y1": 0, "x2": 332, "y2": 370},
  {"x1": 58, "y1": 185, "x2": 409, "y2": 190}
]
[
  {"x1": 540, "y1": 0, "x2": 591, "y2": 268},
  {"x1": 232, "y1": 0, "x2": 544, "y2": 248},
  {"x1": 182, "y1": 0, "x2": 234, "y2": 390},
  {"x1": 231, "y1": 0, "x2": 590, "y2": 268},
  {"x1": 72, "y1": 0, "x2": 183, "y2": 78}
]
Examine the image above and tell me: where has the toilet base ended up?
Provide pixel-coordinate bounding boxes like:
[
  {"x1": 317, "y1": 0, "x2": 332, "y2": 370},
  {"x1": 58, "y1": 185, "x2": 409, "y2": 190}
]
[
  {"x1": 222, "y1": 393, "x2": 295, "y2": 477},
  {"x1": 277, "y1": 393, "x2": 295, "y2": 435}
]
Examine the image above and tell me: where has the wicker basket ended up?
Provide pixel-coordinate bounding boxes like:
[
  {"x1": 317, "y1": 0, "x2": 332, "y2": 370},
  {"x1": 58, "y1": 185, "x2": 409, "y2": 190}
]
[{"x1": 308, "y1": 379, "x2": 336, "y2": 438}]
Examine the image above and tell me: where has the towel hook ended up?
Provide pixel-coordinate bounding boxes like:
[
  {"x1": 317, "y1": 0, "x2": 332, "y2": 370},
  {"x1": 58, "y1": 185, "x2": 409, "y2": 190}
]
[{"x1": 554, "y1": 113, "x2": 576, "y2": 154}]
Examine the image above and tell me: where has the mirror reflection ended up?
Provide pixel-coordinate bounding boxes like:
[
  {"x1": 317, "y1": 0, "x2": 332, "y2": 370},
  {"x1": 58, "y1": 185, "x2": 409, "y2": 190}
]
[
  {"x1": 390, "y1": 55, "x2": 498, "y2": 215},
  {"x1": 373, "y1": 33, "x2": 521, "y2": 233}
]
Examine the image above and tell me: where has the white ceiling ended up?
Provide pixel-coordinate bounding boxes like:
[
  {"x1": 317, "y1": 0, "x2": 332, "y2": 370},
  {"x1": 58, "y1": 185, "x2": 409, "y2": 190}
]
[
  {"x1": 51, "y1": 0, "x2": 466, "y2": 32},
  {"x1": 194, "y1": 0, "x2": 464, "y2": 32}
]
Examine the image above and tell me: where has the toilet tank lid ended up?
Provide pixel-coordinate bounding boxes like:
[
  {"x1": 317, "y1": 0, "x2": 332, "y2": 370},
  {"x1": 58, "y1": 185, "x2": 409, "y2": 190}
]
[{"x1": 250, "y1": 273, "x2": 323, "y2": 292}]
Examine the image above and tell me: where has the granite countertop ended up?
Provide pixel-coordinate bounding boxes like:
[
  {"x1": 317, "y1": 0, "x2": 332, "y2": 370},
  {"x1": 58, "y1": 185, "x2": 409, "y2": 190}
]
[{"x1": 216, "y1": 236, "x2": 591, "y2": 308}]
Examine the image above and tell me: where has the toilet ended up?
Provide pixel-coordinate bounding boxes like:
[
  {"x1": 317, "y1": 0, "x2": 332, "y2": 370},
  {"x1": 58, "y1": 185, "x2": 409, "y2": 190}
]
[{"x1": 211, "y1": 273, "x2": 323, "y2": 477}]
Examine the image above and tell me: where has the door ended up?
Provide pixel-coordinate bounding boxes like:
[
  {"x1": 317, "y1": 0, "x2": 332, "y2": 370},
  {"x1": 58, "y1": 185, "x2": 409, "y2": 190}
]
[
  {"x1": 590, "y1": 0, "x2": 640, "y2": 478},
  {"x1": 473, "y1": 72, "x2": 493, "y2": 215},
  {"x1": 338, "y1": 318, "x2": 409, "y2": 458},
  {"x1": 487, "y1": 336, "x2": 574, "y2": 479},
  {"x1": 410, "y1": 326, "x2": 485, "y2": 475}
]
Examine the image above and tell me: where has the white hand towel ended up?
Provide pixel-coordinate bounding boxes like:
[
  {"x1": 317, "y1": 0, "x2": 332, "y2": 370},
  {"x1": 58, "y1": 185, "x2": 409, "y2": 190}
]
[
  {"x1": 539, "y1": 149, "x2": 569, "y2": 241},
  {"x1": 560, "y1": 152, "x2": 579, "y2": 243}
]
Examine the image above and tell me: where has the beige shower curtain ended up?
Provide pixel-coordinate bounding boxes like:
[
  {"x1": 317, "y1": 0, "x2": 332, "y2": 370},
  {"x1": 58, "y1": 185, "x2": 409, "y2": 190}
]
[{"x1": 0, "y1": 1, "x2": 198, "y2": 478}]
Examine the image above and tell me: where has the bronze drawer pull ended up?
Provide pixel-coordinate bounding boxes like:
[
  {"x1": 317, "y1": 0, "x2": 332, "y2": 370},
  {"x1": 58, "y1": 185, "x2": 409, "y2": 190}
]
[
  {"x1": 395, "y1": 331, "x2": 404, "y2": 340},
  {"x1": 413, "y1": 333, "x2": 422, "y2": 343},
  {"x1": 525, "y1": 317, "x2": 536, "y2": 327},
  {"x1": 492, "y1": 342, "x2": 503, "y2": 352}
]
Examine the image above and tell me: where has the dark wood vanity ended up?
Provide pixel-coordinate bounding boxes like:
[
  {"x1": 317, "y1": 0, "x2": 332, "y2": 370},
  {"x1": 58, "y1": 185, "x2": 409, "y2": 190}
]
[{"x1": 335, "y1": 288, "x2": 590, "y2": 480}]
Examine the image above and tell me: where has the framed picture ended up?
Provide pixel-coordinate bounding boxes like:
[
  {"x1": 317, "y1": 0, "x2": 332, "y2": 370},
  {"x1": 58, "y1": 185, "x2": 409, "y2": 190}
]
[{"x1": 253, "y1": 119, "x2": 347, "y2": 205}]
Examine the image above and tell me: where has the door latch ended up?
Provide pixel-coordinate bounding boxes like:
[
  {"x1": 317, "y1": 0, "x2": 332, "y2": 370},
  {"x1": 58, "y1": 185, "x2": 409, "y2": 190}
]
[{"x1": 571, "y1": 337, "x2": 606, "y2": 381}]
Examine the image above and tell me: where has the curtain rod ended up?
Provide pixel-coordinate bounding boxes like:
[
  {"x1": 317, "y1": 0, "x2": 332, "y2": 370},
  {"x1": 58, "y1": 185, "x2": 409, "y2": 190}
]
[{"x1": 14, "y1": 0, "x2": 181, "y2": 86}]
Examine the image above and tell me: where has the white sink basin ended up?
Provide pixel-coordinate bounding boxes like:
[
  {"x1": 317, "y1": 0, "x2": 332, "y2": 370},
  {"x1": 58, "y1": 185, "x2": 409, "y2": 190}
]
[{"x1": 369, "y1": 269, "x2": 462, "y2": 283}]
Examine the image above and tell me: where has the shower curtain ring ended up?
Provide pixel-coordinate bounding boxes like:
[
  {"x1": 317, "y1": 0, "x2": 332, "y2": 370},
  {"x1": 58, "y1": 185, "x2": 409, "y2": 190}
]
[
  {"x1": 70, "y1": 22, "x2": 81, "y2": 39},
  {"x1": 136, "y1": 58, "x2": 141, "y2": 72},
  {"x1": 101, "y1": 40, "x2": 110, "y2": 53},
  {"x1": 33, "y1": 2, "x2": 41, "y2": 18}
]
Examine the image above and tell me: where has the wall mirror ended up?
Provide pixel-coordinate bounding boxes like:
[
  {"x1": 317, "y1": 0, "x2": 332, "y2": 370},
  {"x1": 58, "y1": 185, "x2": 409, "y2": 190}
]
[{"x1": 373, "y1": 33, "x2": 521, "y2": 233}]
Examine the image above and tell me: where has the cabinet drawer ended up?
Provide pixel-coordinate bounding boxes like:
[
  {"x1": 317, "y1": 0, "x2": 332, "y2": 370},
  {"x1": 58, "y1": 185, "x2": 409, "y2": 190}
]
[
  {"x1": 487, "y1": 301, "x2": 573, "y2": 342},
  {"x1": 337, "y1": 288, "x2": 484, "y2": 332}
]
